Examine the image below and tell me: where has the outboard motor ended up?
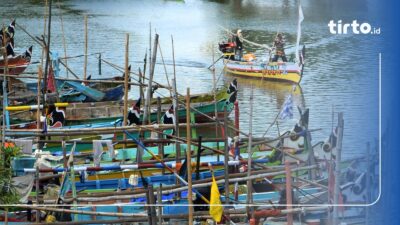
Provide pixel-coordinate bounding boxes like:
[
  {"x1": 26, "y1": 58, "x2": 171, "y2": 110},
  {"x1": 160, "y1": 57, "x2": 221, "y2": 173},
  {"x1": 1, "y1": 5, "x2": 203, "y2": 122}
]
[{"x1": 218, "y1": 41, "x2": 236, "y2": 60}]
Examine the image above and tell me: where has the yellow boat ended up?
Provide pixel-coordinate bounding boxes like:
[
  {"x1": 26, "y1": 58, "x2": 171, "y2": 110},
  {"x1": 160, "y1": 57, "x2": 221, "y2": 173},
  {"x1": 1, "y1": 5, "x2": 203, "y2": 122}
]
[{"x1": 223, "y1": 56, "x2": 304, "y2": 84}]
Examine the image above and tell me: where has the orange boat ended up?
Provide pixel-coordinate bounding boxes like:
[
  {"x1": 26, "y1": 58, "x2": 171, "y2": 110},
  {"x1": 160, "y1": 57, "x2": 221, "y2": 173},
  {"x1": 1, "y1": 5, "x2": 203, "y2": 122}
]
[{"x1": 0, "y1": 46, "x2": 32, "y2": 75}]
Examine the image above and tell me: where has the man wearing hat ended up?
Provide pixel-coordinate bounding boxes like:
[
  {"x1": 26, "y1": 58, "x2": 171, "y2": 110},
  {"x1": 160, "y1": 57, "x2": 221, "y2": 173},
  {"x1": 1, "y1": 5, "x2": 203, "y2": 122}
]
[
  {"x1": 235, "y1": 29, "x2": 244, "y2": 61},
  {"x1": 272, "y1": 33, "x2": 287, "y2": 62}
]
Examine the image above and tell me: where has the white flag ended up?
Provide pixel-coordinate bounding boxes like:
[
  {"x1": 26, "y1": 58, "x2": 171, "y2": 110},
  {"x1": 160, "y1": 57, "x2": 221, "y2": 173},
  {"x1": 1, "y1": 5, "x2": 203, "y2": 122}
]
[
  {"x1": 279, "y1": 95, "x2": 293, "y2": 120},
  {"x1": 295, "y1": 4, "x2": 304, "y2": 62}
]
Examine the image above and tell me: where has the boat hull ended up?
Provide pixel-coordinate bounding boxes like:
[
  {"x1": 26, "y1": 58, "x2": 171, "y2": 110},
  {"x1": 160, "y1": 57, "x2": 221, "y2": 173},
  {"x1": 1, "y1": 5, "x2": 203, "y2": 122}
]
[{"x1": 224, "y1": 59, "x2": 302, "y2": 84}]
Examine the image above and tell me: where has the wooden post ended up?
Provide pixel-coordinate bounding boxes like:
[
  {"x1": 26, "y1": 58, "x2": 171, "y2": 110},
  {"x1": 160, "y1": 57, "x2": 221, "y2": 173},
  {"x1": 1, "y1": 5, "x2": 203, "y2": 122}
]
[
  {"x1": 211, "y1": 45, "x2": 219, "y2": 138},
  {"x1": 43, "y1": 0, "x2": 52, "y2": 104},
  {"x1": 35, "y1": 159, "x2": 40, "y2": 222},
  {"x1": 285, "y1": 161, "x2": 293, "y2": 225},
  {"x1": 157, "y1": 97, "x2": 165, "y2": 174},
  {"x1": 147, "y1": 185, "x2": 157, "y2": 225},
  {"x1": 123, "y1": 33, "x2": 130, "y2": 146},
  {"x1": 332, "y1": 112, "x2": 344, "y2": 225},
  {"x1": 139, "y1": 67, "x2": 144, "y2": 101},
  {"x1": 195, "y1": 136, "x2": 203, "y2": 180},
  {"x1": 143, "y1": 34, "x2": 158, "y2": 125},
  {"x1": 234, "y1": 101, "x2": 240, "y2": 137},
  {"x1": 98, "y1": 53, "x2": 101, "y2": 75},
  {"x1": 186, "y1": 88, "x2": 194, "y2": 225},
  {"x1": 1, "y1": 27, "x2": 10, "y2": 144},
  {"x1": 36, "y1": 66, "x2": 42, "y2": 130},
  {"x1": 157, "y1": 185, "x2": 163, "y2": 225},
  {"x1": 62, "y1": 140, "x2": 67, "y2": 169},
  {"x1": 84, "y1": 15, "x2": 88, "y2": 80},
  {"x1": 172, "y1": 77, "x2": 181, "y2": 197},
  {"x1": 223, "y1": 106, "x2": 230, "y2": 224},
  {"x1": 246, "y1": 88, "x2": 254, "y2": 218},
  {"x1": 57, "y1": 0, "x2": 68, "y2": 78}
]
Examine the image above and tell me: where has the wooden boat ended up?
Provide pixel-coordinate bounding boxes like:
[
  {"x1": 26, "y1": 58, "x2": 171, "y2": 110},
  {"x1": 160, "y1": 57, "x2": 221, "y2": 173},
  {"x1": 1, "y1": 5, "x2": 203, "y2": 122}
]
[
  {"x1": 223, "y1": 58, "x2": 304, "y2": 84},
  {"x1": 8, "y1": 85, "x2": 234, "y2": 125},
  {"x1": 0, "y1": 46, "x2": 32, "y2": 75},
  {"x1": 219, "y1": 4, "x2": 305, "y2": 84},
  {"x1": 58, "y1": 81, "x2": 124, "y2": 102}
]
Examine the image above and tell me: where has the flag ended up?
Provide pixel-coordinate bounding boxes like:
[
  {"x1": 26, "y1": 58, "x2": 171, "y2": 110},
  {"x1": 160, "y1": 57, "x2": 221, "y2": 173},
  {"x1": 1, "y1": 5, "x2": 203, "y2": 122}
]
[
  {"x1": 295, "y1": 4, "x2": 304, "y2": 62},
  {"x1": 209, "y1": 174, "x2": 223, "y2": 222},
  {"x1": 279, "y1": 95, "x2": 293, "y2": 120}
]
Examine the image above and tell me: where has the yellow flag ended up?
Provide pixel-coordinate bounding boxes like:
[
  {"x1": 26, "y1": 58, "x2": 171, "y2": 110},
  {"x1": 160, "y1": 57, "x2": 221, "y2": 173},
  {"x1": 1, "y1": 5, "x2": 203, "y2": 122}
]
[{"x1": 209, "y1": 174, "x2": 223, "y2": 222}]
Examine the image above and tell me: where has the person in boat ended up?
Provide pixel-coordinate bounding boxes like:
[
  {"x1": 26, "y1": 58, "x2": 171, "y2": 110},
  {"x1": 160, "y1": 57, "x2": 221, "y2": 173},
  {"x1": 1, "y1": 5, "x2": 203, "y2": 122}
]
[
  {"x1": 235, "y1": 29, "x2": 244, "y2": 61},
  {"x1": 46, "y1": 105, "x2": 65, "y2": 128},
  {"x1": 272, "y1": 33, "x2": 287, "y2": 62},
  {"x1": 128, "y1": 98, "x2": 142, "y2": 125}
]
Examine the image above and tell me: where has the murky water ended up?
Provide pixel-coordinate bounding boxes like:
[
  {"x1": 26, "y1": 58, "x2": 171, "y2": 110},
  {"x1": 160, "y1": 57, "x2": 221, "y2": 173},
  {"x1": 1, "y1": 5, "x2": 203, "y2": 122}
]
[{"x1": 1, "y1": 0, "x2": 382, "y2": 159}]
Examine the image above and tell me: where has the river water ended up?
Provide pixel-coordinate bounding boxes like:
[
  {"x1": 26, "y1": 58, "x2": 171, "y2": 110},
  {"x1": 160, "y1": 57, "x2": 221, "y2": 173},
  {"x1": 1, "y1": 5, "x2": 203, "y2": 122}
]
[{"x1": 1, "y1": 0, "x2": 382, "y2": 159}]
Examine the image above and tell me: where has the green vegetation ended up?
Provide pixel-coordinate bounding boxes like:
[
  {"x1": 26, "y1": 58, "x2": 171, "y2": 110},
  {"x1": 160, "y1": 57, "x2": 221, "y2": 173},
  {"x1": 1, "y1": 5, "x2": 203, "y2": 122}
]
[{"x1": 0, "y1": 144, "x2": 22, "y2": 204}]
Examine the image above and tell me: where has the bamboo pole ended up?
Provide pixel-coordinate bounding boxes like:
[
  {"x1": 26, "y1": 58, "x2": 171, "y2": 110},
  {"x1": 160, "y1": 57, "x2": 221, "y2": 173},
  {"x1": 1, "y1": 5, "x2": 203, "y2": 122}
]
[
  {"x1": 52, "y1": 165, "x2": 318, "y2": 204},
  {"x1": 1, "y1": 27, "x2": 10, "y2": 146},
  {"x1": 35, "y1": 159, "x2": 40, "y2": 222},
  {"x1": 123, "y1": 33, "x2": 130, "y2": 147},
  {"x1": 57, "y1": 0, "x2": 68, "y2": 78},
  {"x1": 83, "y1": 15, "x2": 88, "y2": 80},
  {"x1": 157, "y1": 184, "x2": 163, "y2": 224},
  {"x1": 332, "y1": 113, "x2": 344, "y2": 224},
  {"x1": 186, "y1": 88, "x2": 194, "y2": 225},
  {"x1": 36, "y1": 66, "x2": 42, "y2": 130},
  {"x1": 0, "y1": 74, "x2": 145, "y2": 86},
  {"x1": 171, "y1": 37, "x2": 182, "y2": 174},
  {"x1": 246, "y1": 88, "x2": 254, "y2": 219},
  {"x1": 143, "y1": 34, "x2": 158, "y2": 124},
  {"x1": 43, "y1": 0, "x2": 52, "y2": 104},
  {"x1": 223, "y1": 106, "x2": 230, "y2": 224},
  {"x1": 148, "y1": 185, "x2": 157, "y2": 225},
  {"x1": 41, "y1": 0, "x2": 48, "y2": 66},
  {"x1": 285, "y1": 161, "x2": 293, "y2": 225}
]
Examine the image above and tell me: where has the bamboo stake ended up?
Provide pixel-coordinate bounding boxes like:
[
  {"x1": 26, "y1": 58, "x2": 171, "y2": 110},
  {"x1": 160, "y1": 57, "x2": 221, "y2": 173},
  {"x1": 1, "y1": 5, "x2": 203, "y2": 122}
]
[
  {"x1": 43, "y1": 0, "x2": 52, "y2": 104},
  {"x1": 143, "y1": 34, "x2": 158, "y2": 124},
  {"x1": 1, "y1": 27, "x2": 10, "y2": 146},
  {"x1": 0, "y1": 74, "x2": 144, "y2": 86},
  {"x1": 157, "y1": 185, "x2": 163, "y2": 224},
  {"x1": 285, "y1": 161, "x2": 293, "y2": 225},
  {"x1": 223, "y1": 106, "x2": 230, "y2": 224},
  {"x1": 35, "y1": 158, "x2": 40, "y2": 222},
  {"x1": 36, "y1": 66, "x2": 42, "y2": 131},
  {"x1": 123, "y1": 33, "x2": 130, "y2": 146},
  {"x1": 83, "y1": 15, "x2": 88, "y2": 80},
  {"x1": 171, "y1": 37, "x2": 181, "y2": 170},
  {"x1": 246, "y1": 88, "x2": 254, "y2": 219},
  {"x1": 186, "y1": 88, "x2": 194, "y2": 225},
  {"x1": 57, "y1": 0, "x2": 68, "y2": 78},
  {"x1": 332, "y1": 113, "x2": 344, "y2": 224},
  {"x1": 41, "y1": 0, "x2": 48, "y2": 66}
]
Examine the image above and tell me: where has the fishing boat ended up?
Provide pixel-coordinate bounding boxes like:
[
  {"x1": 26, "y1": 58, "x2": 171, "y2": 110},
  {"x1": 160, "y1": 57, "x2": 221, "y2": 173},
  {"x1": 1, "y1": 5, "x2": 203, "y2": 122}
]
[
  {"x1": 0, "y1": 46, "x2": 32, "y2": 76},
  {"x1": 7, "y1": 81, "x2": 235, "y2": 125},
  {"x1": 218, "y1": 3, "x2": 305, "y2": 84},
  {"x1": 221, "y1": 56, "x2": 305, "y2": 84}
]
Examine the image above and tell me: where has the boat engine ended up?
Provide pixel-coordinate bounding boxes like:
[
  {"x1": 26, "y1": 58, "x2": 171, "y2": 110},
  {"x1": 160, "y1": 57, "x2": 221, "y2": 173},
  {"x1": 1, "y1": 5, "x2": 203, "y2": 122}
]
[{"x1": 218, "y1": 41, "x2": 236, "y2": 60}]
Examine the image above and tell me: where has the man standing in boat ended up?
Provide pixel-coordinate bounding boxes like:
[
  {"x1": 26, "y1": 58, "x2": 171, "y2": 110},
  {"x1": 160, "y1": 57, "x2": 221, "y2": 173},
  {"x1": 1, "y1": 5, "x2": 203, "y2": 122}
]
[
  {"x1": 235, "y1": 29, "x2": 244, "y2": 61},
  {"x1": 272, "y1": 33, "x2": 287, "y2": 62}
]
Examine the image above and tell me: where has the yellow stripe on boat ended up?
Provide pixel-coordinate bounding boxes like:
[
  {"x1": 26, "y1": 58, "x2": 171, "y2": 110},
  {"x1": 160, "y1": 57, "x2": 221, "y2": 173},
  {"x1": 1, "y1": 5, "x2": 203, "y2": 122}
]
[{"x1": 6, "y1": 102, "x2": 69, "y2": 111}]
